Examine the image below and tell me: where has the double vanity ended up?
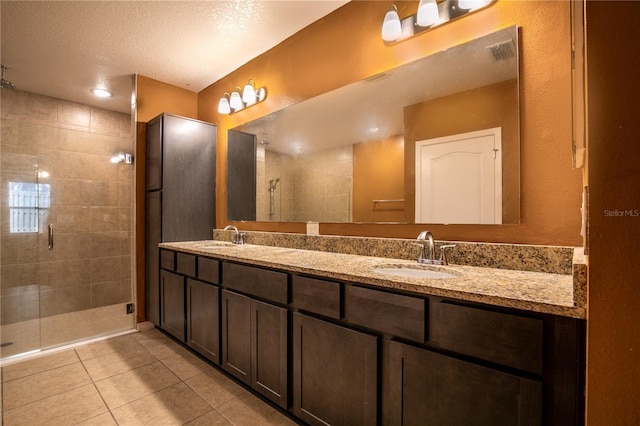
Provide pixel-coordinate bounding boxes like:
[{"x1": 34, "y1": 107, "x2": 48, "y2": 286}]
[{"x1": 155, "y1": 232, "x2": 585, "y2": 425}]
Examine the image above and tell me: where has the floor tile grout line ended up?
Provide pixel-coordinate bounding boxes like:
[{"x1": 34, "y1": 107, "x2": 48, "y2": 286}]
[
  {"x1": 1, "y1": 381, "x2": 99, "y2": 419},
  {"x1": 77, "y1": 342, "x2": 167, "y2": 410},
  {"x1": 188, "y1": 407, "x2": 234, "y2": 426},
  {"x1": 1, "y1": 353, "x2": 82, "y2": 384},
  {"x1": 1, "y1": 363, "x2": 95, "y2": 412},
  {"x1": 76, "y1": 345, "x2": 148, "y2": 425},
  {"x1": 182, "y1": 371, "x2": 242, "y2": 413},
  {"x1": 76, "y1": 334, "x2": 217, "y2": 422}
]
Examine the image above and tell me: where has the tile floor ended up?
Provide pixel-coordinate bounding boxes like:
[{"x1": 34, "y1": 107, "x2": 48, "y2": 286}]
[{"x1": 1, "y1": 328, "x2": 299, "y2": 425}]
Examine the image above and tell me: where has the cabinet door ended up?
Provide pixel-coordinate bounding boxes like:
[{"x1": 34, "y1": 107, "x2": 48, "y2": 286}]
[
  {"x1": 146, "y1": 191, "x2": 161, "y2": 325},
  {"x1": 382, "y1": 340, "x2": 542, "y2": 426},
  {"x1": 227, "y1": 129, "x2": 257, "y2": 221},
  {"x1": 187, "y1": 278, "x2": 220, "y2": 364},
  {"x1": 251, "y1": 299, "x2": 288, "y2": 409},
  {"x1": 162, "y1": 114, "x2": 216, "y2": 242},
  {"x1": 221, "y1": 290, "x2": 251, "y2": 384},
  {"x1": 146, "y1": 115, "x2": 162, "y2": 190},
  {"x1": 160, "y1": 270, "x2": 185, "y2": 341},
  {"x1": 292, "y1": 313, "x2": 377, "y2": 426}
]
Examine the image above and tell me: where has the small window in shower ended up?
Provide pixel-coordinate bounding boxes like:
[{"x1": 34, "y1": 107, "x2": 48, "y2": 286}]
[{"x1": 8, "y1": 182, "x2": 51, "y2": 233}]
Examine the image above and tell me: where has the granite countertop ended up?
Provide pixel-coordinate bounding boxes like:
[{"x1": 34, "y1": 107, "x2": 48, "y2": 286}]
[{"x1": 159, "y1": 240, "x2": 586, "y2": 319}]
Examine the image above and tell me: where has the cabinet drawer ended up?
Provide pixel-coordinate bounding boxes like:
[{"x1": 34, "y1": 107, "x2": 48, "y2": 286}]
[
  {"x1": 222, "y1": 262, "x2": 288, "y2": 304},
  {"x1": 434, "y1": 302, "x2": 543, "y2": 374},
  {"x1": 176, "y1": 253, "x2": 196, "y2": 277},
  {"x1": 160, "y1": 249, "x2": 175, "y2": 270},
  {"x1": 292, "y1": 276, "x2": 341, "y2": 320},
  {"x1": 345, "y1": 285, "x2": 425, "y2": 342},
  {"x1": 198, "y1": 257, "x2": 220, "y2": 284}
]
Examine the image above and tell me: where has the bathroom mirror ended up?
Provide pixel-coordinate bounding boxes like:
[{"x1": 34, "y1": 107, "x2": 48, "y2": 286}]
[{"x1": 229, "y1": 25, "x2": 520, "y2": 224}]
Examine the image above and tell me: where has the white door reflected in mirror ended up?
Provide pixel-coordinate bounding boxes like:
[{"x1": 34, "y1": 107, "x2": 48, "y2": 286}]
[{"x1": 415, "y1": 127, "x2": 502, "y2": 224}]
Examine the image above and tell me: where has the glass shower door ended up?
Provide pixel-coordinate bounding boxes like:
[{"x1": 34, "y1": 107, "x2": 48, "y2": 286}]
[
  {"x1": 0, "y1": 163, "x2": 45, "y2": 357},
  {"x1": 1, "y1": 87, "x2": 136, "y2": 360}
]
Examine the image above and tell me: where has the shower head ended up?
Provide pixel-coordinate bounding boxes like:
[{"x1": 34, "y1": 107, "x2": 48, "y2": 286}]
[
  {"x1": 1, "y1": 65, "x2": 16, "y2": 89},
  {"x1": 269, "y1": 178, "x2": 280, "y2": 191}
]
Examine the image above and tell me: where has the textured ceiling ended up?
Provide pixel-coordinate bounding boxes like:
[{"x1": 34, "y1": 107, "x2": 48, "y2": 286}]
[{"x1": 0, "y1": 1, "x2": 348, "y2": 113}]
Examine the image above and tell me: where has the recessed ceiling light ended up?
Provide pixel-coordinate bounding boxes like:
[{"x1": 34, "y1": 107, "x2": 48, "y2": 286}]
[{"x1": 91, "y1": 88, "x2": 112, "y2": 98}]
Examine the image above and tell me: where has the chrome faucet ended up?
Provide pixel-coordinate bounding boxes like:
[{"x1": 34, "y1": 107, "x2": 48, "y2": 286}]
[
  {"x1": 223, "y1": 225, "x2": 245, "y2": 245},
  {"x1": 414, "y1": 231, "x2": 455, "y2": 265}
]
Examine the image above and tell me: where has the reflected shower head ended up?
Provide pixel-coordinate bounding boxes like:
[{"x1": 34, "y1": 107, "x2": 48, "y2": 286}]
[
  {"x1": 269, "y1": 178, "x2": 280, "y2": 191},
  {"x1": 1, "y1": 65, "x2": 16, "y2": 89}
]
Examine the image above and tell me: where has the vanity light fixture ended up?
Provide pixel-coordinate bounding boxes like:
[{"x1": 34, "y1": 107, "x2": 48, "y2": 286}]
[
  {"x1": 382, "y1": 0, "x2": 496, "y2": 45},
  {"x1": 218, "y1": 79, "x2": 267, "y2": 114}
]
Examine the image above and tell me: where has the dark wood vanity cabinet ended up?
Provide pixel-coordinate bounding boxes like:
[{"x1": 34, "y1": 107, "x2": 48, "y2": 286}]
[
  {"x1": 220, "y1": 262, "x2": 288, "y2": 409},
  {"x1": 292, "y1": 312, "x2": 378, "y2": 426},
  {"x1": 186, "y1": 278, "x2": 220, "y2": 364},
  {"x1": 221, "y1": 290, "x2": 251, "y2": 383},
  {"x1": 160, "y1": 251, "x2": 221, "y2": 362},
  {"x1": 382, "y1": 340, "x2": 542, "y2": 426},
  {"x1": 156, "y1": 252, "x2": 585, "y2": 426},
  {"x1": 160, "y1": 270, "x2": 185, "y2": 341}
]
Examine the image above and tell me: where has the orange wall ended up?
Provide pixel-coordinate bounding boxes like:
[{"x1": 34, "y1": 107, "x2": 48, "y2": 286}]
[
  {"x1": 404, "y1": 79, "x2": 519, "y2": 224},
  {"x1": 136, "y1": 74, "x2": 198, "y2": 122},
  {"x1": 353, "y1": 135, "x2": 405, "y2": 222},
  {"x1": 585, "y1": 2, "x2": 640, "y2": 424},
  {"x1": 198, "y1": 1, "x2": 582, "y2": 246}
]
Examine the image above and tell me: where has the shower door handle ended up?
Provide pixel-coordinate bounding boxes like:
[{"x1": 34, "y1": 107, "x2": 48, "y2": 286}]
[{"x1": 48, "y1": 224, "x2": 54, "y2": 250}]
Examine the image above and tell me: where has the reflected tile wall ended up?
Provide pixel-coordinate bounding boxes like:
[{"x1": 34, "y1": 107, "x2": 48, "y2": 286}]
[
  {"x1": 257, "y1": 146, "x2": 353, "y2": 222},
  {"x1": 0, "y1": 89, "x2": 134, "y2": 326}
]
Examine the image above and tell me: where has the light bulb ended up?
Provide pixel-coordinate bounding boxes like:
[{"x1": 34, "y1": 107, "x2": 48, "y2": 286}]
[
  {"x1": 218, "y1": 96, "x2": 231, "y2": 114},
  {"x1": 242, "y1": 81, "x2": 257, "y2": 105},
  {"x1": 256, "y1": 87, "x2": 267, "y2": 102},
  {"x1": 417, "y1": 0, "x2": 439, "y2": 27},
  {"x1": 458, "y1": 0, "x2": 490, "y2": 10},
  {"x1": 381, "y1": 6, "x2": 402, "y2": 42},
  {"x1": 229, "y1": 91, "x2": 243, "y2": 110},
  {"x1": 91, "y1": 88, "x2": 112, "y2": 98}
]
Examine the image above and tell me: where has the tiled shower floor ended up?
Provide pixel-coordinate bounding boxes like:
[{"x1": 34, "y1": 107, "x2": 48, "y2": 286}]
[
  {"x1": 0, "y1": 304, "x2": 134, "y2": 359},
  {"x1": 1, "y1": 327, "x2": 298, "y2": 425}
]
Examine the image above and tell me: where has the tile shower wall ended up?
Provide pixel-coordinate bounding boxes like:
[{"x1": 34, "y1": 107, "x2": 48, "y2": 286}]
[
  {"x1": 257, "y1": 145, "x2": 352, "y2": 222},
  {"x1": 1, "y1": 89, "x2": 133, "y2": 325}
]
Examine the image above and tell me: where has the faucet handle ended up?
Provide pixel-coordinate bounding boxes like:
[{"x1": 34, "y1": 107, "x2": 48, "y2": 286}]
[
  {"x1": 438, "y1": 244, "x2": 456, "y2": 265},
  {"x1": 236, "y1": 232, "x2": 246, "y2": 245},
  {"x1": 411, "y1": 242, "x2": 427, "y2": 262}
]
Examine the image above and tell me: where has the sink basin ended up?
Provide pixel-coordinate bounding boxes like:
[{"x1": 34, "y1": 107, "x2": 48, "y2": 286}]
[
  {"x1": 373, "y1": 267, "x2": 456, "y2": 279},
  {"x1": 196, "y1": 242, "x2": 235, "y2": 249}
]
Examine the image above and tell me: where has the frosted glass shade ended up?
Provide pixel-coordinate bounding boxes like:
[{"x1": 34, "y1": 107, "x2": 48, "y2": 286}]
[
  {"x1": 381, "y1": 7, "x2": 401, "y2": 42},
  {"x1": 458, "y1": 0, "x2": 489, "y2": 10},
  {"x1": 417, "y1": 0, "x2": 439, "y2": 27},
  {"x1": 242, "y1": 83, "x2": 257, "y2": 105},
  {"x1": 218, "y1": 96, "x2": 231, "y2": 114},
  {"x1": 229, "y1": 91, "x2": 243, "y2": 110}
]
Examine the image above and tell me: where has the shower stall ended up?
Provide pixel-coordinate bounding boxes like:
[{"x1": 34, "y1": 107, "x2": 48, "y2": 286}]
[{"x1": 0, "y1": 87, "x2": 137, "y2": 361}]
